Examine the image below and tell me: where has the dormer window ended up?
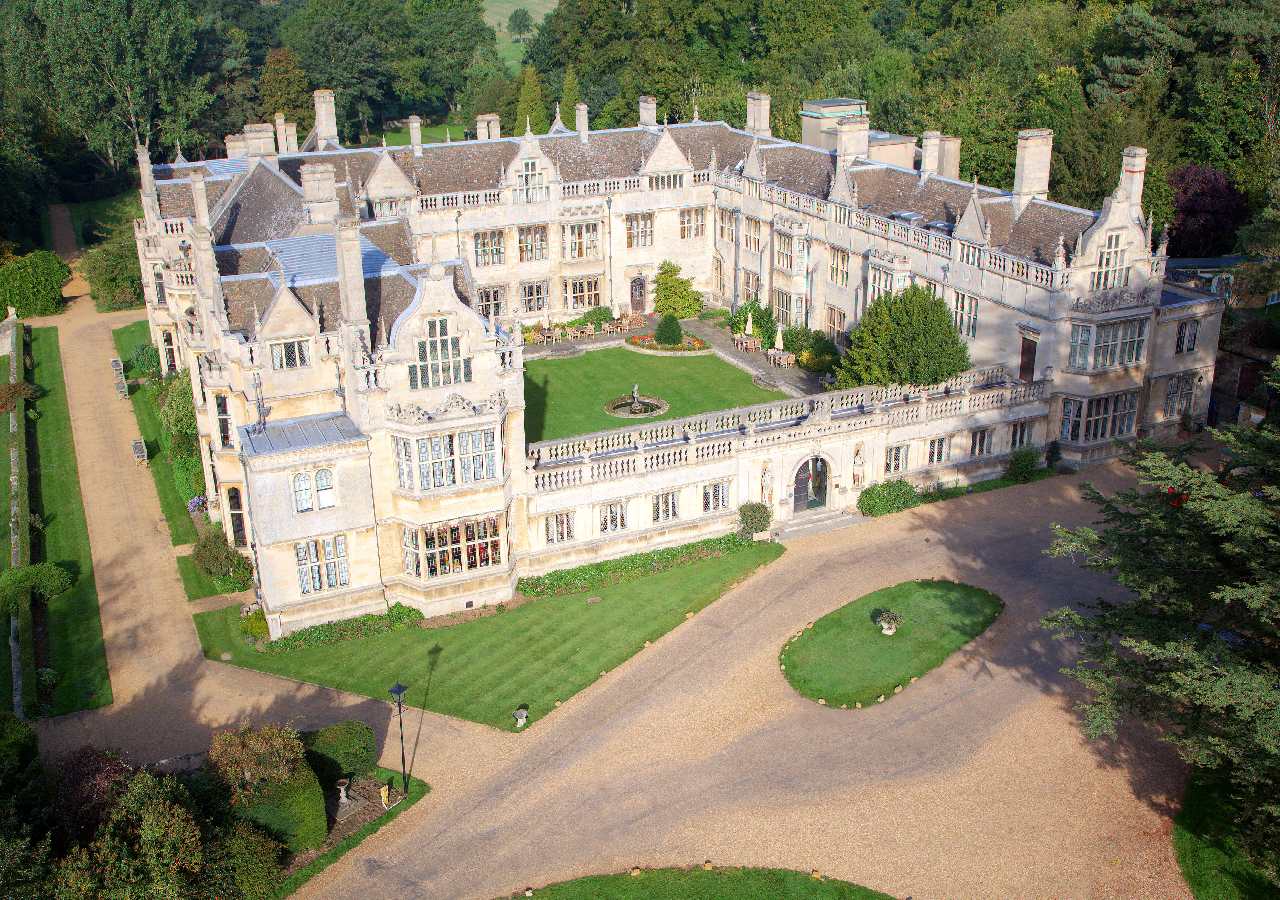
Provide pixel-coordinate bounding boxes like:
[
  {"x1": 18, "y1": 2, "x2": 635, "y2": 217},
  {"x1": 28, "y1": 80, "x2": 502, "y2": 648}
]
[
  {"x1": 648, "y1": 173, "x2": 683, "y2": 191},
  {"x1": 516, "y1": 160, "x2": 547, "y2": 203},
  {"x1": 270, "y1": 339, "x2": 311, "y2": 370},
  {"x1": 1090, "y1": 231, "x2": 1130, "y2": 291},
  {"x1": 409, "y1": 318, "x2": 472, "y2": 389}
]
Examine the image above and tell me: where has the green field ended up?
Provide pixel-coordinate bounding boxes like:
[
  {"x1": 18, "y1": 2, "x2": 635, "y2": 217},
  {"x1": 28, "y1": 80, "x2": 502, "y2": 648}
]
[
  {"x1": 1174, "y1": 776, "x2": 1279, "y2": 899},
  {"x1": 113, "y1": 322, "x2": 199, "y2": 545},
  {"x1": 524, "y1": 347, "x2": 784, "y2": 442},
  {"x1": 487, "y1": 0, "x2": 556, "y2": 69},
  {"x1": 371, "y1": 121, "x2": 457, "y2": 147},
  {"x1": 196, "y1": 540, "x2": 783, "y2": 730},
  {"x1": 781, "y1": 580, "x2": 1003, "y2": 708},
  {"x1": 29, "y1": 328, "x2": 112, "y2": 714},
  {"x1": 531, "y1": 867, "x2": 891, "y2": 899}
]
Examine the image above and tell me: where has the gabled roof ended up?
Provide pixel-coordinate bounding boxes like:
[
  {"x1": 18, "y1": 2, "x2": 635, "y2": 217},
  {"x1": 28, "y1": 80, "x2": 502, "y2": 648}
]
[{"x1": 213, "y1": 163, "x2": 305, "y2": 245}]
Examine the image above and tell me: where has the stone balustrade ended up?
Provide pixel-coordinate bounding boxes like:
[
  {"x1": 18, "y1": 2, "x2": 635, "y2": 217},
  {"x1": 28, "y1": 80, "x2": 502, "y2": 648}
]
[{"x1": 526, "y1": 367, "x2": 1049, "y2": 493}]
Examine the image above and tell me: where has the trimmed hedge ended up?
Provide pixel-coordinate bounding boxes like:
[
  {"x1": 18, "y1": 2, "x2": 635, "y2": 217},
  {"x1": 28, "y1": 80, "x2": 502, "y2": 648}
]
[
  {"x1": 305, "y1": 721, "x2": 376, "y2": 784},
  {"x1": 518, "y1": 533, "x2": 754, "y2": 598},
  {"x1": 262, "y1": 603, "x2": 423, "y2": 654},
  {"x1": 238, "y1": 766, "x2": 326, "y2": 853},
  {"x1": 857, "y1": 479, "x2": 921, "y2": 517},
  {"x1": 738, "y1": 502, "x2": 772, "y2": 535},
  {"x1": 654, "y1": 313, "x2": 683, "y2": 346},
  {"x1": 0, "y1": 251, "x2": 69, "y2": 318},
  {"x1": 172, "y1": 452, "x2": 204, "y2": 502},
  {"x1": 1005, "y1": 446, "x2": 1040, "y2": 483}
]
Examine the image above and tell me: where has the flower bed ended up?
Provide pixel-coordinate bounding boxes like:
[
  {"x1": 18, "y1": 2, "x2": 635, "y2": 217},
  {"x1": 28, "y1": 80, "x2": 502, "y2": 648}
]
[{"x1": 627, "y1": 333, "x2": 708, "y2": 352}]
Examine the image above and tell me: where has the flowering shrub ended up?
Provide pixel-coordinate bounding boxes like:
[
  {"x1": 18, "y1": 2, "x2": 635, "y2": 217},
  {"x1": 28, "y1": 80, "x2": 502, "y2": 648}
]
[
  {"x1": 627, "y1": 333, "x2": 707, "y2": 351},
  {"x1": 187, "y1": 495, "x2": 206, "y2": 514}
]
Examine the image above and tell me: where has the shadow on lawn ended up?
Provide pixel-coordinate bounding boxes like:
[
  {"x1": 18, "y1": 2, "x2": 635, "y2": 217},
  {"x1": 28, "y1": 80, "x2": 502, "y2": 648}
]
[
  {"x1": 407, "y1": 643, "x2": 445, "y2": 775},
  {"x1": 523, "y1": 374, "x2": 549, "y2": 444}
]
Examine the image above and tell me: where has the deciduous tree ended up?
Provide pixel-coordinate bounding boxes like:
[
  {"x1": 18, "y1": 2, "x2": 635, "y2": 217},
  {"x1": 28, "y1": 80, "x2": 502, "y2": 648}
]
[{"x1": 834, "y1": 285, "x2": 969, "y2": 388}]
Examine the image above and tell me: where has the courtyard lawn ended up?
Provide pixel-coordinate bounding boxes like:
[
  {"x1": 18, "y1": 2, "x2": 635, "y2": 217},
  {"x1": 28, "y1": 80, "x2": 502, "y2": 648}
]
[
  {"x1": 524, "y1": 347, "x2": 784, "y2": 442},
  {"x1": 195, "y1": 539, "x2": 783, "y2": 730},
  {"x1": 781, "y1": 580, "x2": 1002, "y2": 708},
  {"x1": 113, "y1": 322, "x2": 199, "y2": 545},
  {"x1": 29, "y1": 328, "x2": 112, "y2": 714},
  {"x1": 530, "y1": 867, "x2": 891, "y2": 899},
  {"x1": 1174, "y1": 776, "x2": 1279, "y2": 899}
]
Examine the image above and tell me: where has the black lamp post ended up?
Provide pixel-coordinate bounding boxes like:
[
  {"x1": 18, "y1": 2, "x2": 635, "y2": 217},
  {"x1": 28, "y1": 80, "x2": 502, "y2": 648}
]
[{"x1": 389, "y1": 682, "x2": 409, "y2": 796}]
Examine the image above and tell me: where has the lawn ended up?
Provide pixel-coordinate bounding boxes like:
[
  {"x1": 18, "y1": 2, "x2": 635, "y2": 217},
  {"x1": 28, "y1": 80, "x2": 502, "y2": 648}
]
[
  {"x1": 375, "y1": 121, "x2": 456, "y2": 146},
  {"x1": 29, "y1": 328, "x2": 112, "y2": 714},
  {"x1": 67, "y1": 191, "x2": 140, "y2": 250},
  {"x1": 781, "y1": 580, "x2": 1003, "y2": 707},
  {"x1": 529, "y1": 867, "x2": 892, "y2": 899},
  {"x1": 177, "y1": 555, "x2": 225, "y2": 601},
  {"x1": 1174, "y1": 776, "x2": 1279, "y2": 899},
  {"x1": 113, "y1": 322, "x2": 199, "y2": 545},
  {"x1": 486, "y1": 0, "x2": 556, "y2": 69},
  {"x1": 524, "y1": 347, "x2": 784, "y2": 442},
  {"x1": 196, "y1": 539, "x2": 783, "y2": 730}
]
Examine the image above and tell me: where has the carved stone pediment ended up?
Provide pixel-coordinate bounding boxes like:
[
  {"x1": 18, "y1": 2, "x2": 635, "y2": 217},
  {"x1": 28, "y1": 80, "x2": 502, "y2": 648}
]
[
  {"x1": 386, "y1": 390, "x2": 508, "y2": 426},
  {"x1": 386, "y1": 402, "x2": 434, "y2": 425}
]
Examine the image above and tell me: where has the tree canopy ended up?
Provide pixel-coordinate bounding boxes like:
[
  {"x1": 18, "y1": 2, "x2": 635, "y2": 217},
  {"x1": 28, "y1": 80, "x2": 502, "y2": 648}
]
[{"x1": 834, "y1": 285, "x2": 970, "y2": 388}]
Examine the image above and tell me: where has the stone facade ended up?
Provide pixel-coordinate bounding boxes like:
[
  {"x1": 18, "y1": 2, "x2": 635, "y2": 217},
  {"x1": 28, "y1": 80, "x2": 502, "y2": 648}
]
[{"x1": 134, "y1": 89, "x2": 1222, "y2": 636}]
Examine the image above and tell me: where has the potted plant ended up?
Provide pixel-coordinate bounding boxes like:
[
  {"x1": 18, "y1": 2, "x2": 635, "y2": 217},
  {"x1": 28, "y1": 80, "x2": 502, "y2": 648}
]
[{"x1": 876, "y1": 610, "x2": 902, "y2": 636}]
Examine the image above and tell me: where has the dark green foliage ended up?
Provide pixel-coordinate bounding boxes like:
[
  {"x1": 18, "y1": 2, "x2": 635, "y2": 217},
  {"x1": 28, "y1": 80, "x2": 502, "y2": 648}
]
[
  {"x1": 129, "y1": 343, "x2": 160, "y2": 381},
  {"x1": 0, "y1": 562, "x2": 72, "y2": 615},
  {"x1": 856, "y1": 479, "x2": 920, "y2": 517},
  {"x1": 237, "y1": 767, "x2": 326, "y2": 854},
  {"x1": 263, "y1": 603, "x2": 424, "y2": 654},
  {"x1": 257, "y1": 48, "x2": 313, "y2": 135},
  {"x1": 0, "y1": 251, "x2": 67, "y2": 318},
  {"x1": 80, "y1": 226, "x2": 142, "y2": 312},
  {"x1": 836, "y1": 286, "x2": 969, "y2": 388},
  {"x1": 730, "y1": 300, "x2": 777, "y2": 349},
  {"x1": 738, "y1": 502, "x2": 772, "y2": 536},
  {"x1": 209, "y1": 723, "x2": 307, "y2": 803},
  {"x1": 1044, "y1": 361, "x2": 1280, "y2": 865},
  {"x1": 653, "y1": 260, "x2": 702, "y2": 320},
  {"x1": 1045, "y1": 440, "x2": 1062, "y2": 468},
  {"x1": 508, "y1": 7, "x2": 533, "y2": 41},
  {"x1": 519, "y1": 534, "x2": 754, "y2": 597},
  {"x1": 171, "y1": 453, "x2": 203, "y2": 503},
  {"x1": 305, "y1": 721, "x2": 377, "y2": 783},
  {"x1": 514, "y1": 65, "x2": 549, "y2": 134},
  {"x1": 1005, "y1": 447, "x2": 1040, "y2": 484},
  {"x1": 240, "y1": 609, "x2": 269, "y2": 641},
  {"x1": 192, "y1": 529, "x2": 253, "y2": 592},
  {"x1": 782, "y1": 327, "x2": 839, "y2": 373},
  {"x1": 654, "y1": 314, "x2": 683, "y2": 346},
  {"x1": 206, "y1": 821, "x2": 283, "y2": 900}
]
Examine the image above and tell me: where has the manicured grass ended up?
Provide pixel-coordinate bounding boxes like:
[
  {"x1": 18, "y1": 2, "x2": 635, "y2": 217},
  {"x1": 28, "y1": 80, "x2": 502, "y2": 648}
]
[
  {"x1": 781, "y1": 580, "x2": 1002, "y2": 707},
  {"x1": 112, "y1": 319, "x2": 151, "y2": 379},
  {"x1": 177, "y1": 555, "x2": 225, "y2": 601},
  {"x1": 375, "y1": 122, "x2": 457, "y2": 146},
  {"x1": 524, "y1": 347, "x2": 784, "y2": 442},
  {"x1": 67, "y1": 191, "x2": 141, "y2": 249},
  {"x1": 195, "y1": 540, "x2": 784, "y2": 730},
  {"x1": 29, "y1": 328, "x2": 112, "y2": 714},
  {"x1": 274, "y1": 766, "x2": 429, "y2": 898},
  {"x1": 113, "y1": 323, "x2": 199, "y2": 545},
  {"x1": 919, "y1": 467, "x2": 1056, "y2": 504},
  {"x1": 486, "y1": 0, "x2": 556, "y2": 69},
  {"x1": 529, "y1": 867, "x2": 892, "y2": 899},
  {"x1": 1174, "y1": 776, "x2": 1279, "y2": 899}
]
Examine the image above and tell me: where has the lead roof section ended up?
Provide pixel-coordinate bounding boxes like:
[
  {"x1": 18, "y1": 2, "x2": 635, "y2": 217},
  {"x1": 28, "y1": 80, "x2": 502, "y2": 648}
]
[{"x1": 238, "y1": 411, "x2": 366, "y2": 459}]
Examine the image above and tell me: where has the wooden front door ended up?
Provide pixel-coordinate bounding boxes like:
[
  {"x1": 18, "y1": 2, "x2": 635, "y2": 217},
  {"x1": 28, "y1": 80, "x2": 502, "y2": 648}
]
[
  {"x1": 630, "y1": 277, "x2": 646, "y2": 313},
  {"x1": 1019, "y1": 336, "x2": 1037, "y2": 382}
]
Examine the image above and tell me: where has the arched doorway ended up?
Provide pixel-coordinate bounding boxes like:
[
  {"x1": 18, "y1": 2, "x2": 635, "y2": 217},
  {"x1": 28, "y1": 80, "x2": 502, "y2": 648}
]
[
  {"x1": 630, "y1": 276, "x2": 646, "y2": 313},
  {"x1": 793, "y1": 457, "x2": 828, "y2": 513}
]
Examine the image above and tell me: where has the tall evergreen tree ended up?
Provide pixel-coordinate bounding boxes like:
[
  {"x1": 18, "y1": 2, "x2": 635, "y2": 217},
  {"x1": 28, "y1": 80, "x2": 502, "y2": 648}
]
[
  {"x1": 560, "y1": 65, "x2": 581, "y2": 118},
  {"x1": 514, "y1": 65, "x2": 549, "y2": 134},
  {"x1": 258, "y1": 48, "x2": 313, "y2": 134}
]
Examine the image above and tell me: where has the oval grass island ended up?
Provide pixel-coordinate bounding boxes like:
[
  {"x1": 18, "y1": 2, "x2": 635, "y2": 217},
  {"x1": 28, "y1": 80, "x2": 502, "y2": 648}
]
[
  {"x1": 780, "y1": 580, "x2": 1003, "y2": 707},
  {"x1": 521, "y1": 866, "x2": 891, "y2": 898}
]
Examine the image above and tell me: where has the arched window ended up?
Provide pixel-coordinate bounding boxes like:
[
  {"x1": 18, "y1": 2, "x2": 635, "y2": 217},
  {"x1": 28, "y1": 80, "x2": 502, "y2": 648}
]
[
  {"x1": 315, "y1": 469, "x2": 335, "y2": 509},
  {"x1": 293, "y1": 473, "x2": 313, "y2": 512}
]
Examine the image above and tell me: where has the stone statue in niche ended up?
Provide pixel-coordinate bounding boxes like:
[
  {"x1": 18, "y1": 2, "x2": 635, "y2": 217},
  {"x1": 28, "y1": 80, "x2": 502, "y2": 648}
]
[
  {"x1": 852, "y1": 441, "x2": 865, "y2": 486},
  {"x1": 760, "y1": 463, "x2": 774, "y2": 507}
]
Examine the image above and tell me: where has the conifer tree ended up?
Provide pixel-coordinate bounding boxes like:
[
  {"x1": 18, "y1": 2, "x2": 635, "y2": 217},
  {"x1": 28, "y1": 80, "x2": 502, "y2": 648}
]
[
  {"x1": 514, "y1": 65, "x2": 549, "y2": 134},
  {"x1": 258, "y1": 48, "x2": 313, "y2": 134},
  {"x1": 560, "y1": 65, "x2": 580, "y2": 117}
]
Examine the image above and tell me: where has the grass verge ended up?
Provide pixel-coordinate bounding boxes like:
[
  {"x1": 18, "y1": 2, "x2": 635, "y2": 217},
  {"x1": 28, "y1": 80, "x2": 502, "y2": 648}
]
[
  {"x1": 29, "y1": 327, "x2": 111, "y2": 714},
  {"x1": 527, "y1": 867, "x2": 892, "y2": 899},
  {"x1": 196, "y1": 539, "x2": 784, "y2": 730},
  {"x1": 1174, "y1": 776, "x2": 1279, "y2": 899},
  {"x1": 177, "y1": 555, "x2": 231, "y2": 601},
  {"x1": 274, "y1": 766, "x2": 429, "y2": 898},
  {"x1": 524, "y1": 346, "x2": 784, "y2": 441},
  {"x1": 781, "y1": 579, "x2": 1002, "y2": 707},
  {"x1": 113, "y1": 322, "x2": 199, "y2": 545}
]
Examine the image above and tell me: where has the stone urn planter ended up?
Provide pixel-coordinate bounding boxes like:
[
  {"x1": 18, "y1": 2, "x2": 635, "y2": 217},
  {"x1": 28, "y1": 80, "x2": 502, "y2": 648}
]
[
  {"x1": 876, "y1": 610, "x2": 902, "y2": 636},
  {"x1": 336, "y1": 778, "x2": 350, "y2": 805}
]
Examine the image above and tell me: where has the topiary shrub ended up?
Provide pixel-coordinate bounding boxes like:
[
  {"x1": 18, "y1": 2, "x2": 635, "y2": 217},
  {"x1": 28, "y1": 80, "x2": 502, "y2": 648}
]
[
  {"x1": 0, "y1": 251, "x2": 69, "y2": 317},
  {"x1": 81, "y1": 225, "x2": 143, "y2": 312},
  {"x1": 654, "y1": 313, "x2": 683, "y2": 346},
  {"x1": 240, "y1": 609, "x2": 269, "y2": 641},
  {"x1": 738, "y1": 502, "x2": 772, "y2": 536},
  {"x1": 209, "y1": 723, "x2": 307, "y2": 803},
  {"x1": 1045, "y1": 440, "x2": 1062, "y2": 468},
  {"x1": 208, "y1": 820, "x2": 283, "y2": 900},
  {"x1": 1005, "y1": 447, "x2": 1040, "y2": 483},
  {"x1": 193, "y1": 529, "x2": 254, "y2": 591},
  {"x1": 160, "y1": 370, "x2": 197, "y2": 454},
  {"x1": 857, "y1": 479, "x2": 920, "y2": 517},
  {"x1": 237, "y1": 766, "x2": 326, "y2": 853},
  {"x1": 304, "y1": 720, "x2": 377, "y2": 784}
]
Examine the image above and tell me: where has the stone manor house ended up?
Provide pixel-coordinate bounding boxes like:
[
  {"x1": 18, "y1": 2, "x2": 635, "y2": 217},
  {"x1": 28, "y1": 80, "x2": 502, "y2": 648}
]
[{"x1": 133, "y1": 89, "x2": 1222, "y2": 636}]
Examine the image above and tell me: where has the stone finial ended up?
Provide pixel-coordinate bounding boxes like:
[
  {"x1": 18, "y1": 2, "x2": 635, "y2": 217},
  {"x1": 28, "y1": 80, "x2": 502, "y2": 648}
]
[
  {"x1": 525, "y1": 115, "x2": 532, "y2": 136},
  {"x1": 1157, "y1": 224, "x2": 1170, "y2": 256},
  {"x1": 1054, "y1": 233, "x2": 1066, "y2": 269},
  {"x1": 692, "y1": 101, "x2": 700, "y2": 122},
  {"x1": 173, "y1": 141, "x2": 186, "y2": 165}
]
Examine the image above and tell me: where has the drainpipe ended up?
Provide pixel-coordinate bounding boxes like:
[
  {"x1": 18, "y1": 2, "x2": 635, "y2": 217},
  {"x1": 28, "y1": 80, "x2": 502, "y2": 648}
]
[{"x1": 605, "y1": 196, "x2": 614, "y2": 315}]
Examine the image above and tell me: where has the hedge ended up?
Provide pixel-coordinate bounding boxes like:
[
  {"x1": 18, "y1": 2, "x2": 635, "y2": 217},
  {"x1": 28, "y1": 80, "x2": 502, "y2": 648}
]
[
  {"x1": 304, "y1": 721, "x2": 377, "y2": 784},
  {"x1": 738, "y1": 502, "x2": 772, "y2": 535},
  {"x1": 518, "y1": 533, "x2": 754, "y2": 598},
  {"x1": 262, "y1": 603, "x2": 423, "y2": 654},
  {"x1": 238, "y1": 766, "x2": 326, "y2": 853},
  {"x1": 856, "y1": 479, "x2": 921, "y2": 517},
  {"x1": 654, "y1": 313, "x2": 683, "y2": 346},
  {"x1": 0, "y1": 251, "x2": 69, "y2": 318},
  {"x1": 1005, "y1": 447, "x2": 1040, "y2": 483}
]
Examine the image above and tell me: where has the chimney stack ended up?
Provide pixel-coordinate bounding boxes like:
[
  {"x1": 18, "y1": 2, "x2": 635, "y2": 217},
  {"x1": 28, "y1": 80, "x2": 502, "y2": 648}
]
[
  {"x1": 1118, "y1": 146, "x2": 1147, "y2": 213},
  {"x1": 189, "y1": 168, "x2": 210, "y2": 229},
  {"x1": 576, "y1": 103, "x2": 589, "y2": 143},
  {"x1": 475, "y1": 113, "x2": 500, "y2": 140},
  {"x1": 242, "y1": 123, "x2": 278, "y2": 158},
  {"x1": 638, "y1": 96, "x2": 657, "y2": 128},
  {"x1": 274, "y1": 113, "x2": 288, "y2": 154},
  {"x1": 836, "y1": 115, "x2": 869, "y2": 168},
  {"x1": 313, "y1": 89, "x2": 339, "y2": 146},
  {"x1": 939, "y1": 136, "x2": 962, "y2": 179},
  {"x1": 408, "y1": 115, "x2": 423, "y2": 157},
  {"x1": 920, "y1": 131, "x2": 941, "y2": 176},
  {"x1": 300, "y1": 163, "x2": 338, "y2": 225},
  {"x1": 746, "y1": 92, "x2": 771, "y2": 138},
  {"x1": 1012, "y1": 128, "x2": 1053, "y2": 216},
  {"x1": 335, "y1": 215, "x2": 368, "y2": 326}
]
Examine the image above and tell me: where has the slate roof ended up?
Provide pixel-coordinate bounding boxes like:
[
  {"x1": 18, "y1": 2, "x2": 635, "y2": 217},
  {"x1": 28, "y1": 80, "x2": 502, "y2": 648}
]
[
  {"x1": 361, "y1": 220, "x2": 415, "y2": 266},
  {"x1": 213, "y1": 163, "x2": 306, "y2": 245},
  {"x1": 239, "y1": 412, "x2": 366, "y2": 459}
]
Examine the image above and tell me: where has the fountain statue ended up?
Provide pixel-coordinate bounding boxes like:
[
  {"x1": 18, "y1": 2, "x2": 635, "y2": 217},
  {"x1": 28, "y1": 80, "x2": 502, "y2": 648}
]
[{"x1": 630, "y1": 383, "x2": 643, "y2": 415}]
